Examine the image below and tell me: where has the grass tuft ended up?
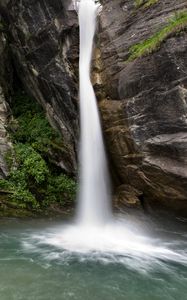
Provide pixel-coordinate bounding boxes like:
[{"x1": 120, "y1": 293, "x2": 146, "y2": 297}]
[
  {"x1": 135, "y1": 0, "x2": 144, "y2": 8},
  {"x1": 127, "y1": 10, "x2": 187, "y2": 61},
  {"x1": 143, "y1": 0, "x2": 159, "y2": 9},
  {"x1": 135, "y1": 0, "x2": 158, "y2": 9}
]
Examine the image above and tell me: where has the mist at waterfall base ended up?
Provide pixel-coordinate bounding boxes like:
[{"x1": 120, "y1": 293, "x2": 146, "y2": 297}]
[
  {"x1": 1, "y1": 217, "x2": 187, "y2": 300},
  {"x1": 1, "y1": 1, "x2": 187, "y2": 299}
]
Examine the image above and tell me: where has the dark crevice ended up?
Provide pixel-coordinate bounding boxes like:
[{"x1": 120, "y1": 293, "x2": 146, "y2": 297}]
[{"x1": 138, "y1": 193, "x2": 149, "y2": 213}]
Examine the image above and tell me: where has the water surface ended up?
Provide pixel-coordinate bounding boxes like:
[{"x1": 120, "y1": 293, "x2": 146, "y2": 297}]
[{"x1": 0, "y1": 214, "x2": 186, "y2": 300}]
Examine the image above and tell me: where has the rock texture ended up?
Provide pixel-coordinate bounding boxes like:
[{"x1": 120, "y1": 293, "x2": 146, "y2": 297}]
[
  {"x1": 0, "y1": 18, "x2": 12, "y2": 178},
  {"x1": 97, "y1": 0, "x2": 187, "y2": 214},
  {"x1": 1, "y1": 0, "x2": 187, "y2": 215},
  {"x1": 1, "y1": 0, "x2": 79, "y2": 173}
]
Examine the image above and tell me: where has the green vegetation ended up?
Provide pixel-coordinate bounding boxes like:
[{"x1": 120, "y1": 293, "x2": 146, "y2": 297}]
[
  {"x1": 128, "y1": 10, "x2": 187, "y2": 61},
  {"x1": 135, "y1": 0, "x2": 144, "y2": 8},
  {"x1": 135, "y1": 0, "x2": 158, "y2": 9},
  {"x1": 10, "y1": 92, "x2": 62, "y2": 151},
  {"x1": 143, "y1": 0, "x2": 158, "y2": 9},
  {"x1": 0, "y1": 91, "x2": 76, "y2": 213}
]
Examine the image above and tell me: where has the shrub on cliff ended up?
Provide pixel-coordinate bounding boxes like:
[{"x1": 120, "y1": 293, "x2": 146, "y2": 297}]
[{"x1": 0, "y1": 91, "x2": 76, "y2": 212}]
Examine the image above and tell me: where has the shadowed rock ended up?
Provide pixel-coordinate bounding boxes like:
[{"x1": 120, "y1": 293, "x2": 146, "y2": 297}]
[
  {"x1": 0, "y1": 0, "x2": 79, "y2": 173},
  {"x1": 0, "y1": 17, "x2": 12, "y2": 178}
]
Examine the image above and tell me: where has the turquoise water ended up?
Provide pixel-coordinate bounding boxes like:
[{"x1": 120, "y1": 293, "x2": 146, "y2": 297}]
[{"x1": 0, "y1": 215, "x2": 187, "y2": 300}]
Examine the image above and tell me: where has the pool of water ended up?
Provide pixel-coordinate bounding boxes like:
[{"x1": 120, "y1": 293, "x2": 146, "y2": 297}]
[{"x1": 0, "y1": 214, "x2": 187, "y2": 300}]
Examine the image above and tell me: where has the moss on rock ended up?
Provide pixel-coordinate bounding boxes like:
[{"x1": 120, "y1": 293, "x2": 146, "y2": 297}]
[
  {"x1": 135, "y1": 0, "x2": 158, "y2": 9},
  {"x1": 128, "y1": 10, "x2": 187, "y2": 61}
]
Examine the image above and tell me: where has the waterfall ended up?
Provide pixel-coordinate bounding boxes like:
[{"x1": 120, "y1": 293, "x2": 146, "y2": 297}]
[
  {"x1": 17, "y1": 5, "x2": 187, "y2": 280},
  {"x1": 77, "y1": 0, "x2": 112, "y2": 226}
]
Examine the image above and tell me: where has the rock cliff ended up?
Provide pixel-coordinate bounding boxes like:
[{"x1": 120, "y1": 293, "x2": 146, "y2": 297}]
[
  {"x1": 98, "y1": 0, "x2": 187, "y2": 214},
  {"x1": 0, "y1": 16, "x2": 12, "y2": 178},
  {"x1": 1, "y1": 0, "x2": 79, "y2": 173},
  {"x1": 0, "y1": 0, "x2": 187, "y2": 215}
]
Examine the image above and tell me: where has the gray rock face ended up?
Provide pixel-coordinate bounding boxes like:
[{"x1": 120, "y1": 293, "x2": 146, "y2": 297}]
[
  {"x1": 0, "y1": 20, "x2": 13, "y2": 178},
  {"x1": 98, "y1": 0, "x2": 187, "y2": 214},
  {"x1": 2, "y1": 0, "x2": 79, "y2": 173}
]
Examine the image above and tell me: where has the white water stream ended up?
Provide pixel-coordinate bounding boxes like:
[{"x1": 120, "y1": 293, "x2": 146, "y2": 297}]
[{"x1": 77, "y1": 0, "x2": 112, "y2": 226}]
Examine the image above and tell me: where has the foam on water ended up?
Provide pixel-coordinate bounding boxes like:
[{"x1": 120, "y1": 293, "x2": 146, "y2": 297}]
[
  {"x1": 21, "y1": 217, "x2": 187, "y2": 272},
  {"x1": 1, "y1": 218, "x2": 186, "y2": 300}
]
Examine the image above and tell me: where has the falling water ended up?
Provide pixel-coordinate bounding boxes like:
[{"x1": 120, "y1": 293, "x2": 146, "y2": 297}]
[
  {"x1": 13, "y1": 3, "x2": 187, "y2": 289},
  {"x1": 77, "y1": 0, "x2": 112, "y2": 226}
]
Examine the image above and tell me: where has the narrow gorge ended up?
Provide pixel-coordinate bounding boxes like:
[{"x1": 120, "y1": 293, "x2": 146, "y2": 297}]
[{"x1": 0, "y1": 0, "x2": 187, "y2": 216}]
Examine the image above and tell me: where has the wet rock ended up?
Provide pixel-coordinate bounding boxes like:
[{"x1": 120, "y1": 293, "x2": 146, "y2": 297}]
[
  {"x1": 114, "y1": 184, "x2": 142, "y2": 210},
  {"x1": 98, "y1": 0, "x2": 187, "y2": 214}
]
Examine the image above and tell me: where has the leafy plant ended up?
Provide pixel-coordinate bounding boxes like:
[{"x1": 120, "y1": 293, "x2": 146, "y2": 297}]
[
  {"x1": 10, "y1": 91, "x2": 62, "y2": 152},
  {"x1": 0, "y1": 91, "x2": 76, "y2": 212}
]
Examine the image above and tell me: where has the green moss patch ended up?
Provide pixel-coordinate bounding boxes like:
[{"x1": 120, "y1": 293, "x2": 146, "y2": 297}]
[
  {"x1": 143, "y1": 0, "x2": 159, "y2": 9},
  {"x1": 135, "y1": 0, "x2": 158, "y2": 9},
  {"x1": 128, "y1": 10, "x2": 187, "y2": 61},
  {"x1": 135, "y1": 0, "x2": 144, "y2": 8}
]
